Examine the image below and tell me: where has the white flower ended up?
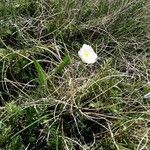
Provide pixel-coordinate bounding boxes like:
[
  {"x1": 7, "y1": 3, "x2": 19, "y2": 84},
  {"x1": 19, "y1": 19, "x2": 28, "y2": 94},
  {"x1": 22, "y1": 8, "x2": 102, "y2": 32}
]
[
  {"x1": 78, "y1": 44, "x2": 98, "y2": 64},
  {"x1": 144, "y1": 92, "x2": 150, "y2": 99}
]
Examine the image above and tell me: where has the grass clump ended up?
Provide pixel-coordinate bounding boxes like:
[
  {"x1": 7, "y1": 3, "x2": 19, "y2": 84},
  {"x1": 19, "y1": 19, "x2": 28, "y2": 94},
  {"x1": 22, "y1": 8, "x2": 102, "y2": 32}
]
[{"x1": 0, "y1": 0, "x2": 150, "y2": 149}]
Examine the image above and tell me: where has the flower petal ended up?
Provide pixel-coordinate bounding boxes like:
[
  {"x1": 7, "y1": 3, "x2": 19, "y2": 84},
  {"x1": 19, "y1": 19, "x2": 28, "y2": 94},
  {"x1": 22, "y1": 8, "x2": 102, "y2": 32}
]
[
  {"x1": 78, "y1": 44, "x2": 98, "y2": 64},
  {"x1": 82, "y1": 44, "x2": 94, "y2": 52}
]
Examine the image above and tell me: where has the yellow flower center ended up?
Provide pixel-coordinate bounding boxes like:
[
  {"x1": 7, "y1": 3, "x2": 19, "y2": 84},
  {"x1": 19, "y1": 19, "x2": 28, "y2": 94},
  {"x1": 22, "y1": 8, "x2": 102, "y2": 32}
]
[{"x1": 83, "y1": 51, "x2": 90, "y2": 57}]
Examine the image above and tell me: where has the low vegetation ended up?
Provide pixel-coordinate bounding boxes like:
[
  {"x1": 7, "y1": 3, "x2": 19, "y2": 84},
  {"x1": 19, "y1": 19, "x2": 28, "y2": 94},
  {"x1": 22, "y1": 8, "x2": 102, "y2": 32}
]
[{"x1": 0, "y1": 0, "x2": 150, "y2": 149}]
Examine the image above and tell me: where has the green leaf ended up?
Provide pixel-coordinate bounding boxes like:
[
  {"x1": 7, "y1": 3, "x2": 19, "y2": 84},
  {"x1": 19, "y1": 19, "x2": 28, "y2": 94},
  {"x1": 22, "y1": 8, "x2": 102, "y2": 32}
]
[
  {"x1": 33, "y1": 58, "x2": 47, "y2": 86},
  {"x1": 55, "y1": 54, "x2": 71, "y2": 74}
]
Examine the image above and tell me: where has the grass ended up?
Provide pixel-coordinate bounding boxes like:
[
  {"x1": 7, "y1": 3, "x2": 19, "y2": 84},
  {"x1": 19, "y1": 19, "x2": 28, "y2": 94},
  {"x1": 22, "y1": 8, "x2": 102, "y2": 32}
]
[{"x1": 0, "y1": 0, "x2": 150, "y2": 149}]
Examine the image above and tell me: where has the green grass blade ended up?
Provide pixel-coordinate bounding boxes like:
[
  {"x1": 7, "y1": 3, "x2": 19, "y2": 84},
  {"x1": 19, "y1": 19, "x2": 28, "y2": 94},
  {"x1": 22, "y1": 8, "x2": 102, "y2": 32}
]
[
  {"x1": 33, "y1": 58, "x2": 47, "y2": 86},
  {"x1": 55, "y1": 54, "x2": 71, "y2": 74}
]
